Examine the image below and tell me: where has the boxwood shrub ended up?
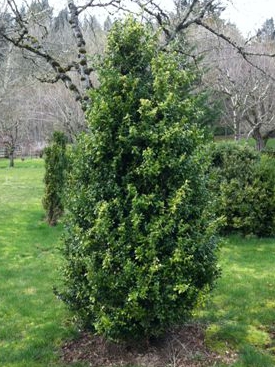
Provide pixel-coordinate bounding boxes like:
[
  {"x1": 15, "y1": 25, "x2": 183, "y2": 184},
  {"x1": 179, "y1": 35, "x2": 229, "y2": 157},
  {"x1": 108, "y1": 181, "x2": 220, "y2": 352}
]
[
  {"x1": 207, "y1": 142, "x2": 275, "y2": 237},
  {"x1": 59, "y1": 18, "x2": 220, "y2": 341}
]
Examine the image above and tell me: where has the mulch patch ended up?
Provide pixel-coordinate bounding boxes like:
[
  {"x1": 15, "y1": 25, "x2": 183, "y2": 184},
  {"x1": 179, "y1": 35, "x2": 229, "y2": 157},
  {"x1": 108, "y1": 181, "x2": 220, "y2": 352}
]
[{"x1": 61, "y1": 323, "x2": 237, "y2": 366}]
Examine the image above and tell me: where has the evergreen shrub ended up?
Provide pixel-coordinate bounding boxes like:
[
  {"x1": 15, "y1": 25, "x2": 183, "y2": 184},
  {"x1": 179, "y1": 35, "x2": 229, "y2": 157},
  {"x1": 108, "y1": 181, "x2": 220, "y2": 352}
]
[
  {"x1": 43, "y1": 131, "x2": 67, "y2": 226},
  {"x1": 208, "y1": 142, "x2": 275, "y2": 236},
  {"x1": 60, "y1": 18, "x2": 220, "y2": 341}
]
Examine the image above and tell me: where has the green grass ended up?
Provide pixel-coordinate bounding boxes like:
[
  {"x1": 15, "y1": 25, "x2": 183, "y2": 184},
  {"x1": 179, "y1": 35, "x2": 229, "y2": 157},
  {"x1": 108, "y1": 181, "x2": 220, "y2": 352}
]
[
  {"x1": 199, "y1": 235, "x2": 275, "y2": 366},
  {"x1": 241, "y1": 137, "x2": 275, "y2": 150},
  {"x1": 214, "y1": 136, "x2": 275, "y2": 150},
  {"x1": 0, "y1": 158, "x2": 76, "y2": 367}
]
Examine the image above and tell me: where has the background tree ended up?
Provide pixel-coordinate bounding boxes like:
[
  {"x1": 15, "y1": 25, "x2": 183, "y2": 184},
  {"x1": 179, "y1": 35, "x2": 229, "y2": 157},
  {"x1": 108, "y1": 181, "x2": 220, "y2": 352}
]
[
  {"x1": 29, "y1": 83, "x2": 86, "y2": 142},
  {"x1": 59, "y1": 17, "x2": 220, "y2": 341},
  {"x1": 257, "y1": 18, "x2": 275, "y2": 42},
  {"x1": 0, "y1": 39, "x2": 38, "y2": 165},
  {"x1": 0, "y1": 0, "x2": 258, "y2": 109},
  {"x1": 2, "y1": 1, "x2": 275, "y2": 155},
  {"x1": 0, "y1": 0, "x2": 96, "y2": 153},
  {"x1": 212, "y1": 55, "x2": 275, "y2": 148},
  {"x1": 43, "y1": 131, "x2": 67, "y2": 226},
  {"x1": 191, "y1": 16, "x2": 275, "y2": 149},
  {"x1": 0, "y1": 0, "x2": 117, "y2": 108}
]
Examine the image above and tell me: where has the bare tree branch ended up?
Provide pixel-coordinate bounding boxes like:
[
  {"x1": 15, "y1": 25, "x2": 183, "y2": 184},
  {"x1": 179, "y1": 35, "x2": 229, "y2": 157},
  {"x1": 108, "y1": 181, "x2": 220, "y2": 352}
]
[
  {"x1": 196, "y1": 19, "x2": 275, "y2": 83},
  {"x1": 68, "y1": 0, "x2": 93, "y2": 95},
  {"x1": 77, "y1": 0, "x2": 122, "y2": 15}
]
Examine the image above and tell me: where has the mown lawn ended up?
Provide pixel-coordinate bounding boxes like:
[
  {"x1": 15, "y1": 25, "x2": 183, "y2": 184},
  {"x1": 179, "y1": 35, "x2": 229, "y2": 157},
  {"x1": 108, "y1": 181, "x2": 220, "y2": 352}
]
[
  {"x1": 242, "y1": 137, "x2": 275, "y2": 150},
  {"x1": 214, "y1": 136, "x2": 275, "y2": 150},
  {"x1": 200, "y1": 236, "x2": 275, "y2": 367},
  {"x1": 0, "y1": 158, "x2": 76, "y2": 367},
  {"x1": 0, "y1": 158, "x2": 275, "y2": 367}
]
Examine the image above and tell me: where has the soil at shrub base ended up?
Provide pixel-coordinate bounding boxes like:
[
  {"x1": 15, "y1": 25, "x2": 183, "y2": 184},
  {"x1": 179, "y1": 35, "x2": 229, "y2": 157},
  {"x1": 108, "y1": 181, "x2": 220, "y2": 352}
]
[{"x1": 61, "y1": 323, "x2": 237, "y2": 367}]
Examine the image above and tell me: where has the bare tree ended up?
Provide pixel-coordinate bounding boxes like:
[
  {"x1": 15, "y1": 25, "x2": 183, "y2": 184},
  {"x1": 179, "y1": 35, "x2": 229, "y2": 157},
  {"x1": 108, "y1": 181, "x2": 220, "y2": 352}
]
[
  {"x1": 1, "y1": 0, "x2": 275, "y2": 150},
  {"x1": 3, "y1": 0, "x2": 275, "y2": 79},
  {"x1": 244, "y1": 75, "x2": 275, "y2": 151},
  {"x1": 28, "y1": 83, "x2": 86, "y2": 141},
  {"x1": 185, "y1": 14, "x2": 275, "y2": 150},
  {"x1": 0, "y1": 89, "x2": 32, "y2": 166},
  {"x1": 217, "y1": 65, "x2": 275, "y2": 150},
  {"x1": 0, "y1": 0, "x2": 123, "y2": 109},
  {"x1": 0, "y1": 40, "x2": 31, "y2": 164}
]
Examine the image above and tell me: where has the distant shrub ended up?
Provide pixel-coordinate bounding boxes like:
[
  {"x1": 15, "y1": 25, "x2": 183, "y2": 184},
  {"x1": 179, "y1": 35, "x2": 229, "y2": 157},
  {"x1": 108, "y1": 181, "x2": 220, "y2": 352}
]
[
  {"x1": 208, "y1": 142, "x2": 275, "y2": 236},
  {"x1": 249, "y1": 155, "x2": 275, "y2": 236},
  {"x1": 43, "y1": 131, "x2": 67, "y2": 226},
  {"x1": 261, "y1": 146, "x2": 275, "y2": 158},
  {"x1": 213, "y1": 125, "x2": 234, "y2": 137}
]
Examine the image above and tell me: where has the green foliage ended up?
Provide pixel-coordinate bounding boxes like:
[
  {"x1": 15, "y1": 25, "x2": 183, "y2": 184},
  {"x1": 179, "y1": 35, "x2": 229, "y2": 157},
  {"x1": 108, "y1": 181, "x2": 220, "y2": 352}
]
[
  {"x1": 43, "y1": 131, "x2": 67, "y2": 226},
  {"x1": 208, "y1": 142, "x2": 275, "y2": 236},
  {"x1": 60, "y1": 17, "x2": 220, "y2": 341}
]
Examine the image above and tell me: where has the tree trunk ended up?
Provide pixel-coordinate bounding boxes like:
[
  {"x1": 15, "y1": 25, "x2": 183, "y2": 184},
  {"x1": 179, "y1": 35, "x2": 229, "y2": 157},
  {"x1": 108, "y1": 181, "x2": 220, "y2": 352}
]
[
  {"x1": 68, "y1": 0, "x2": 92, "y2": 109},
  {"x1": 9, "y1": 152, "x2": 14, "y2": 167},
  {"x1": 7, "y1": 144, "x2": 15, "y2": 167},
  {"x1": 233, "y1": 110, "x2": 240, "y2": 141},
  {"x1": 253, "y1": 128, "x2": 267, "y2": 151}
]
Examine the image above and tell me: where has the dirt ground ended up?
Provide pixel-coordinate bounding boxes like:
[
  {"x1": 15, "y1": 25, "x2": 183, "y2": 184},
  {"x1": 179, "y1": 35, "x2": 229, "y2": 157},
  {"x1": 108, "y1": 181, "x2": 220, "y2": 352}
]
[{"x1": 61, "y1": 323, "x2": 237, "y2": 367}]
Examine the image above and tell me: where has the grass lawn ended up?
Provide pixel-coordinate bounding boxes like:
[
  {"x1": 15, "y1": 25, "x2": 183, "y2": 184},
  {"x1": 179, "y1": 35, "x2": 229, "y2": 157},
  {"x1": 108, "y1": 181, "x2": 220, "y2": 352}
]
[
  {"x1": 0, "y1": 158, "x2": 76, "y2": 367},
  {"x1": 0, "y1": 158, "x2": 275, "y2": 367},
  {"x1": 200, "y1": 236, "x2": 275, "y2": 367},
  {"x1": 242, "y1": 137, "x2": 275, "y2": 150},
  {"x1": 214, "y1": 136, "x2": 275, "y2": 150}
]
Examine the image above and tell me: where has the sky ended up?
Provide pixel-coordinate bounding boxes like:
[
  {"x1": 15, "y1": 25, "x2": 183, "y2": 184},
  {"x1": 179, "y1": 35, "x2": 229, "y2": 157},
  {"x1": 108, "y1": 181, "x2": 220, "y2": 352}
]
[{"x1": 222, "y1": 0, "x2": 275, "y2": 36}]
